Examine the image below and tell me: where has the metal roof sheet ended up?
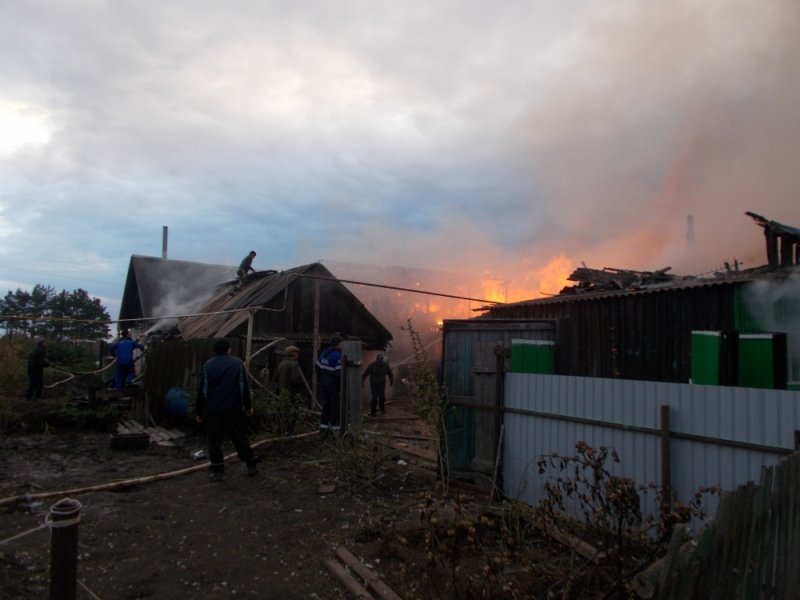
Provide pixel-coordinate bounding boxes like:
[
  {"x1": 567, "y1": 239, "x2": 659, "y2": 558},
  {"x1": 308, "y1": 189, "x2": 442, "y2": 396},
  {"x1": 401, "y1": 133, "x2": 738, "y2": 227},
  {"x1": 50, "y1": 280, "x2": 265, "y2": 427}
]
[
  {"x1": 177, "y1": 262, "x2": 393, "y2": 342},
  {"x1": 482, "y1": 264, "x2": 800, "y2": 311}
]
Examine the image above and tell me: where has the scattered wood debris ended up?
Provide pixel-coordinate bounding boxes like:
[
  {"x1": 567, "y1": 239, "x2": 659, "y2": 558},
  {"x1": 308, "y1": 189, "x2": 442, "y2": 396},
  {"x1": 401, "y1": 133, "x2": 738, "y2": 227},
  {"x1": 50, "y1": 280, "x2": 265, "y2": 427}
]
[
  {"x1": 540, "y1": 519, "x2": 605, "y2": 565},
  {"x1": 116, "y1": 418, "x2": 184, "y2": 447},
  {"x1": 560, "y1": 266, "x2": 676, "y2": 295},
  {"x1": 318, "y1": 483, "x2": 336, "y2": 495},
  {"x1": 325, "y1": 546, "x2": 402, "y2": 600}
]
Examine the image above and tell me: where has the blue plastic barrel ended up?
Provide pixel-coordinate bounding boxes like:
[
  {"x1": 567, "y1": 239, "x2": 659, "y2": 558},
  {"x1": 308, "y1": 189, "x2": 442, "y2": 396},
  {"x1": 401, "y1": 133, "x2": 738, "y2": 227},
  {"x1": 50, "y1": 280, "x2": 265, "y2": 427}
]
[{"x1": 163, "y1": 387, "x2": 191, "y2": 420}]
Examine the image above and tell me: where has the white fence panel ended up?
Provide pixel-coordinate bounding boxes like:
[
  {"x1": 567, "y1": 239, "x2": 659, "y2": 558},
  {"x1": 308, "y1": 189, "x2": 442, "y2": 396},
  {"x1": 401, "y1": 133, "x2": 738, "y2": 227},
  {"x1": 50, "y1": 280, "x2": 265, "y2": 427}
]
[{"x1": 503, "y1": 374, "x2": 800, "y2": 529}]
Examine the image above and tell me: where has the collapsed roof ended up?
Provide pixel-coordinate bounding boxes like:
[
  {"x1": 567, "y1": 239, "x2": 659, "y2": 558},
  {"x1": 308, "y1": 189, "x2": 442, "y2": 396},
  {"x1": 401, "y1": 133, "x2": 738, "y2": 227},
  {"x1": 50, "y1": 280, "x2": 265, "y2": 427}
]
[{"x1": 480, "y1": 211, "x2": 800, "y2": 311}]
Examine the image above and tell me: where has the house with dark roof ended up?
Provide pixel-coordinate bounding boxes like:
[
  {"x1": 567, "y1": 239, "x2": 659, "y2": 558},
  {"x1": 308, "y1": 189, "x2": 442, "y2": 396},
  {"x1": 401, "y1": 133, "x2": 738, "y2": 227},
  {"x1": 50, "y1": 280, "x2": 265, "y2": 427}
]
[
  {"x1": 119, "y1": 255, "x2": 234, "y2": 330},
  {"x1": 478, "y1": 265, "x2": 800, "y2": 387},
  {"x1": 439, "y1": 213, "x2": 800, "y2": 491},
  {"x1": 139, "y1": 261, "x2": 393, "y2": 414},
  {"x1": 475, "y1": 213, "x2": 800, "y2": 389}
]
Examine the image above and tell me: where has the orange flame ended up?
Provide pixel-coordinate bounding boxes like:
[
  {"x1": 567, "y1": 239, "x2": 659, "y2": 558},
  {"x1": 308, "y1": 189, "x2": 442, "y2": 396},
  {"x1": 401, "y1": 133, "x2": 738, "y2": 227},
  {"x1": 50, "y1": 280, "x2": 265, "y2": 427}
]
[{"x1": 503, "y1": 253, "x2": 574, "y2": 302}]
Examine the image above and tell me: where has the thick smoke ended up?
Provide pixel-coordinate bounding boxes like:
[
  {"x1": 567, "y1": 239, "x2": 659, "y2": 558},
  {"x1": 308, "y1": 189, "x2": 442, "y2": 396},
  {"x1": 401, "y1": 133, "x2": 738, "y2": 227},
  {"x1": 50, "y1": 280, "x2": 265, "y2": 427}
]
[
  {"x1": 741, "y1": 275, "x2": 800, "y2": 382},
  {"x1": 504, "y1": 1, "x2": 800, "y2": 280},
  {"x1": 143, "y1": 259, "x2": 233, "y2": 336}
]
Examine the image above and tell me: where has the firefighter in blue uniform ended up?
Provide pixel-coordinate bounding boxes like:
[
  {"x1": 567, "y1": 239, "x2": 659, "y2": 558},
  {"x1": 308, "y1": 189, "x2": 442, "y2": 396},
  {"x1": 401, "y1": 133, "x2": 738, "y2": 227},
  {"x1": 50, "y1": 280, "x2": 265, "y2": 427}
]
[{"x1": 316, "y1": 336, "x2": 343, "y2": 432}]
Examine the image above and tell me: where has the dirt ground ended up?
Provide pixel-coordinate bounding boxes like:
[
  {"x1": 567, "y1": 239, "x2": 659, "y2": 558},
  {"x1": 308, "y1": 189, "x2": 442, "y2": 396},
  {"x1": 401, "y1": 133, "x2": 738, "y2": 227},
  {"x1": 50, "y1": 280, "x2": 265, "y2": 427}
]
[{"x1": 0, "y1": 396, "x2": 618, "y2": 600}]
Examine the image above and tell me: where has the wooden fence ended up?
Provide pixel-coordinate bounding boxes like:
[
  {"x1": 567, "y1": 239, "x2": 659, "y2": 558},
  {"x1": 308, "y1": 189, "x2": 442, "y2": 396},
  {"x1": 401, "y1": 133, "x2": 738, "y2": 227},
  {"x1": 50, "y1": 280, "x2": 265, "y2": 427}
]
[{"x1": 642, "y1": 450, "x2": 800, "y2": 599}]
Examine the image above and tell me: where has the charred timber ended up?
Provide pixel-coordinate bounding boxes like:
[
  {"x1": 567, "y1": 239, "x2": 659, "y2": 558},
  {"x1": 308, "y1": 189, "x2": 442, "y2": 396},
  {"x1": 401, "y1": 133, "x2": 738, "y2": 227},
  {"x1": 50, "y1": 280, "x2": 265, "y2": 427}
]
[
  {"x1": 566, "y1": 266, "x2": 673, "y2": 286},
  {"x1": 746, "y1": 211, "x2": 800, "y2": 266}
]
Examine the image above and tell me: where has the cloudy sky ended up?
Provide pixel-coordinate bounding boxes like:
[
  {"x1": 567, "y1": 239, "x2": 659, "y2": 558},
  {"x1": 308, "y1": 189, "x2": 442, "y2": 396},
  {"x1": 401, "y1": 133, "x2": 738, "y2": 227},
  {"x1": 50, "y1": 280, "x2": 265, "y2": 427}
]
[{"x1": 2, "y1": 0, "x2": 799, "y2": 319}]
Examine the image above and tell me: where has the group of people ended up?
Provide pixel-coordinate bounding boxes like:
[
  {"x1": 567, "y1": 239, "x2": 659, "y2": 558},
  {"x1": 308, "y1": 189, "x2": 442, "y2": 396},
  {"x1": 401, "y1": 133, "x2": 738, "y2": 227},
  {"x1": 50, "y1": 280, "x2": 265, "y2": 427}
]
[
  {"x1": 24, "y1": 328, "x2": 145, "y2": 401},
  {"x1": 196, "y1": 335, "x2": 395, "y2": 481},
  {"x1": 315, "y1": 336, "x2": 395, "y2": 428}
]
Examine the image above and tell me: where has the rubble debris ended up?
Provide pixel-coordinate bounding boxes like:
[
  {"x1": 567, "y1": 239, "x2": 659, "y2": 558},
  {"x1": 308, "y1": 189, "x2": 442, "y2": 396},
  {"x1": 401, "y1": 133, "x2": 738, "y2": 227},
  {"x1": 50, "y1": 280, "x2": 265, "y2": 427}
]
[{"x1": 559, "y1": 266, "x2": 676, "y2": 295}]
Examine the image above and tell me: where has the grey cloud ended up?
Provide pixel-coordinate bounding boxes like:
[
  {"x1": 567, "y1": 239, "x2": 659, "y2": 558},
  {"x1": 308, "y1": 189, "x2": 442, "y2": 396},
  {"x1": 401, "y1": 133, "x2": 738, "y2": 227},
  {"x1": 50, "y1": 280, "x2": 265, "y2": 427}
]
[{"x1": 1, "y1": 0, "x2": 799, "y2": 310}]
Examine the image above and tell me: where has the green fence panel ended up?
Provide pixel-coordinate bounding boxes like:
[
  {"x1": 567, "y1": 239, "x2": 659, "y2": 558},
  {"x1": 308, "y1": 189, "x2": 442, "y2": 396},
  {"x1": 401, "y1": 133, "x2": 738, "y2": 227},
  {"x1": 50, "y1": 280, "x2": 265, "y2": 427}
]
[{"x1": 511, "y1": 339, "x2": 555, "y2": 374}]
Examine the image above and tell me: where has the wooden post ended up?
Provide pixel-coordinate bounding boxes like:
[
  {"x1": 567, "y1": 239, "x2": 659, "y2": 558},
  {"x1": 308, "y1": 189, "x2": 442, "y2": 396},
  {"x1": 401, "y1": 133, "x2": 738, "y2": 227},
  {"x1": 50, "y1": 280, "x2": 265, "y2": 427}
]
[
  {"x1": 311, "y1": 280, "x2": 320, "y2": 409},
  {"x1": 49, "y1": 497, "x2": 81, "y2": 600},
  {"x1": 245, "y1": 310, "x2": 254, "y2": 369},
  {"x1": 341, "y1": 341, "x2": 363, "y2": 433},
  {"x1": 660, "y1": 405, "x2": 672, "y2": 523},
  {"x1": 339, "y1": 353, "x2": 348, "y2": 435},
  {"x1": 493, "y1": 344, "x2": 506, "y2": 496},
  {"x1": 766, "y1": 229, "x2": 778, "y2": 266},
  {"x1": 490, "y1": 423, "x2": 505, "y2": 503}
]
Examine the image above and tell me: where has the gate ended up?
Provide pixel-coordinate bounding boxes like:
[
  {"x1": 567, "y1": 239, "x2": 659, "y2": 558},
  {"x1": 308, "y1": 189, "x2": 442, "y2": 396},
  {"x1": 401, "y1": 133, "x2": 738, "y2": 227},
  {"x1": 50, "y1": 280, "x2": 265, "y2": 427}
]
[{"x1": 441, "y1": 318, "x2": 557, "y2": 483}]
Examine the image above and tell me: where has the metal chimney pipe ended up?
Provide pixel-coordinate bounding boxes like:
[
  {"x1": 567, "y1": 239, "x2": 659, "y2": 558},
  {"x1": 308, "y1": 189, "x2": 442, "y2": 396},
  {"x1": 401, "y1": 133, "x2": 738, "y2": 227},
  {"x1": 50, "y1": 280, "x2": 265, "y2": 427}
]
[{"x1": 162, "y1": 226, "x2": 168, "y2": 259}]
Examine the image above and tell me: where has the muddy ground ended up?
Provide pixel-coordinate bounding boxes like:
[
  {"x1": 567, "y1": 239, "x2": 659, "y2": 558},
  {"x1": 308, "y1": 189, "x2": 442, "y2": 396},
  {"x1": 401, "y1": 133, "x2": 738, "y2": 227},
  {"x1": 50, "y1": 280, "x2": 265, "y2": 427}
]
[{"x1": 0, "y1": 396, "x2": 619, "y2": 600}]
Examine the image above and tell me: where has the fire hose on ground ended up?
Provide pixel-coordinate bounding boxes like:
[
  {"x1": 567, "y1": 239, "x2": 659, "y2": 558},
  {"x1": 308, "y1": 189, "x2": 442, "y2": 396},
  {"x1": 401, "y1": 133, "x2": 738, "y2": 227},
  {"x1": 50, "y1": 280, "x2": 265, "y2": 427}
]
[{"x1": 0, "y1": 430, "x2": 318, "y2": 508}]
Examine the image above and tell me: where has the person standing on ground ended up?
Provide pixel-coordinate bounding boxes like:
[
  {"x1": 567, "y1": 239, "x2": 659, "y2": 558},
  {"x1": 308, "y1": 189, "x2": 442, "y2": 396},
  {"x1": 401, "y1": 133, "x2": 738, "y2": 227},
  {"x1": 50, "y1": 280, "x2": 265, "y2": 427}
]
[
  {"x1": 273, "y1": 345, "x2": 306, "y2": 434},
  {"x1": 362, "y1": 353, "x2": 393, "y2": 417},
  {"x1": 316, "y1": 336, "x2": 343, "y2": 432},
  {"x1": 274, "y1": 345, "x2": 306, "y2": 400},
  {"x1": 196, "y1": 339, "x2": 258, "y2": 481},
  {"x1": 237, "y1": 251, "x2": 257, "y2": 287},
  {"x1": 108, "y1": 329, "x2": 145, "y2": 389},
  {"x1": 26, "y1": 338, "x2": 49, "y2": 400}
]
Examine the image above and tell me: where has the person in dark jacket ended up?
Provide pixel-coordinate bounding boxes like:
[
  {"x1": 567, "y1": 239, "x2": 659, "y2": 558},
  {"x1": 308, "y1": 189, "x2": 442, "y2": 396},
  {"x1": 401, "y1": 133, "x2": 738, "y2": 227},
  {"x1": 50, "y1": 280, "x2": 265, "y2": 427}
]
[
  {"x1": 236, "y1": 251, "x2": 257, "y2": 287},
  {"x1": 108, "y1": 329, "x2": 145, "y2": 389},
  {"x1": 196, "y1": 339, "x2": 258, "y2": 481},
  {"x1": 362, "y1": 353, "x2": 393, "y2": 417},
  {"x1": 316, "y1": 336, "x2": 343, "y2": 431},
  {"x1": 26, "y1": 339, "x2": 50, "y2": 400}
]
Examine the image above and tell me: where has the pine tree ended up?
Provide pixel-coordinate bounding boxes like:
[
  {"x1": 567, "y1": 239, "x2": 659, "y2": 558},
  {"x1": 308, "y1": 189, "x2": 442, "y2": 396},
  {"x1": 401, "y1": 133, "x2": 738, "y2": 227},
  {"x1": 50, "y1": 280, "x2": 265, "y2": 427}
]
[{"x1": 0, "y1": 285, "x2": 110, "y2": 340}]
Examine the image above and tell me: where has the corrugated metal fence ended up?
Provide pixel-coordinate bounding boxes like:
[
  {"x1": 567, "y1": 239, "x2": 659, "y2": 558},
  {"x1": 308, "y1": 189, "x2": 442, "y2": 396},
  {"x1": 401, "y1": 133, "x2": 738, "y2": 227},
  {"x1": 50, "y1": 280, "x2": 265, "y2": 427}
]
[{"x1": 503, "y1": 374, "x2": 800, "y2": 529}]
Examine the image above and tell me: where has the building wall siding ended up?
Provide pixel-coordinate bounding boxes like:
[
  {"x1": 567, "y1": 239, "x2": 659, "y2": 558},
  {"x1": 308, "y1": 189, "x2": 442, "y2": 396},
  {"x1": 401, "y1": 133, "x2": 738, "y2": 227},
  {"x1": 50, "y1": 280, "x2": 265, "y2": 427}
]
[{"x1": 484, "y1": 285, "x2": 740, "y2": 382}]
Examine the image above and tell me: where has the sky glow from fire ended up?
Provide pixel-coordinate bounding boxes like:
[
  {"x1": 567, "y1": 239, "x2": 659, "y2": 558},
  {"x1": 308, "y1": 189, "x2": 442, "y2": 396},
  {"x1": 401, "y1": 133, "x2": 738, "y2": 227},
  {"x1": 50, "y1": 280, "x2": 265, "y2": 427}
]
[{"x1": 1, "y1": 0, "x2": 799, "y2": 323}]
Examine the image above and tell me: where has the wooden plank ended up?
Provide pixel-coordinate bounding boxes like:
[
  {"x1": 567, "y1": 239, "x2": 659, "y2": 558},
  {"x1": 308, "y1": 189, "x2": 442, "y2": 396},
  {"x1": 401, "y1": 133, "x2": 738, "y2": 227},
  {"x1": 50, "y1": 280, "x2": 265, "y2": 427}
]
[
  {"x1": 151, "y1": 425, "x2": 184, "y2": 440},
  {"x1": 541, "y1": 520, "x2": 605, "y2": 565},
  {"x1": 776, "y1": 458, "x2": 789, "y2": 598},
  {"x1": 334, "y1": 547, "x2": 402, "y2": 600},
  {"x1": 778, "y1": 452, "x2": 800, "y2": 599},
  {"x1": 144, "y1": 428, "x2": 169, "y2": 442},
  {"x1": 324, "y1": 558, "x2": 373, "y2": 599},
  {"x1": 122, "y1": 419, "x2": 147, "y2": 433},
  {"x1": 744, "y1": 466, "x2": 774, "y2": 599}
]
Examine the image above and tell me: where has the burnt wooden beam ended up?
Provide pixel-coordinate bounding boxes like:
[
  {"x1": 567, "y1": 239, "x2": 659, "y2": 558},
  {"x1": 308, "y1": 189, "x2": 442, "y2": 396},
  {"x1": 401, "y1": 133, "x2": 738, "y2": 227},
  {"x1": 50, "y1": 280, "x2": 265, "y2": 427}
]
[
  {"x1": 747, "y1": 211, "x2": 800, "y2": 239},
  {"x1": 566, "y1": 266, "x2": 674, "y2": 288},
  {"x1": 747, "y1": 211, "x2": 800, "y2": 266}
]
